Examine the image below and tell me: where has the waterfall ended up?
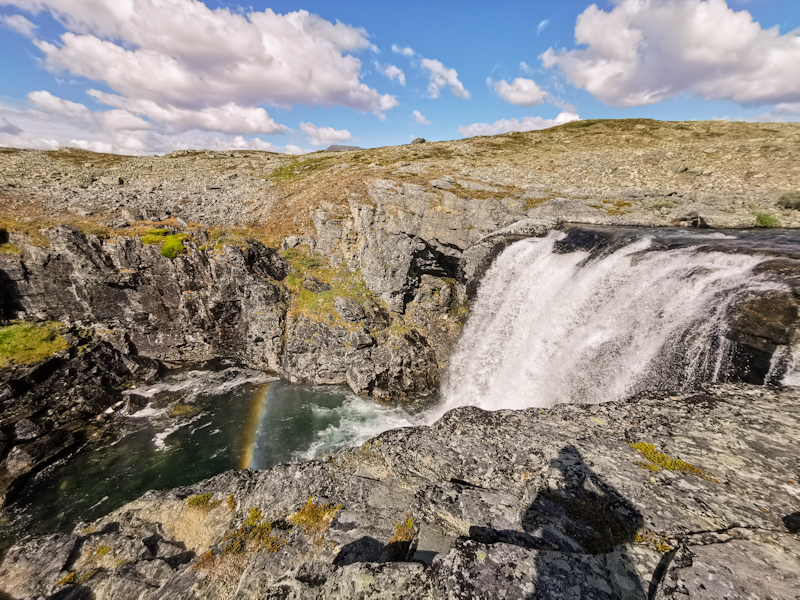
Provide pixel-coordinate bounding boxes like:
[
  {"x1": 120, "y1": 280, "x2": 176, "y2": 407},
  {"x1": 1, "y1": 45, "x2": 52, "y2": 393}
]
[{"x1": 438, "y1": 230, "x2": 790, "y2": 414}]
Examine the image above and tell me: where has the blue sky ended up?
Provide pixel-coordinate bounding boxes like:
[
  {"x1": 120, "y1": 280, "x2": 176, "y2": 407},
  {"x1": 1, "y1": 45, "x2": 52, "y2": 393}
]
[{"x1": 0, "y1": 0, "x2": 799, "y2": 154}]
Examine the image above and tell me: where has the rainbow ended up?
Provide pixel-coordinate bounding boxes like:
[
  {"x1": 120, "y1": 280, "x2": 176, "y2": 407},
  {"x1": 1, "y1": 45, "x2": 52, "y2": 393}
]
[{"x1": 239, "y1": 381, "x2": 272, "y2": 469}]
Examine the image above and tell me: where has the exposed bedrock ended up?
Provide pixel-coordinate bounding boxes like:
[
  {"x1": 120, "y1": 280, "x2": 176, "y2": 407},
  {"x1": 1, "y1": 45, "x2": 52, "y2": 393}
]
[{"x1": 1, "y1": 384, "x2": 797, "y2": 599}]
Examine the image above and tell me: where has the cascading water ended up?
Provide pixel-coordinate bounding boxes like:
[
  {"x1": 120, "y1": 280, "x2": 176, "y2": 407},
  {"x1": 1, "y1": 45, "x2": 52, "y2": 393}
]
[{"x1": 437, "y1": 230, "x2": 793, "y2": 415}]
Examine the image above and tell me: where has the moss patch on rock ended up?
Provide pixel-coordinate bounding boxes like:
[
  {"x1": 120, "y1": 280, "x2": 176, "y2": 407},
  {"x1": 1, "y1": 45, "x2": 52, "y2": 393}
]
[
  {"x1": 0, "y1": 321, "x2": 70, "y2": 369},
  {"x1": 630, "y1": 441, "x2": 718, "y2": 482},
  {"x1": 160, "y1": 234, "x2": 189, "y2": 258}
]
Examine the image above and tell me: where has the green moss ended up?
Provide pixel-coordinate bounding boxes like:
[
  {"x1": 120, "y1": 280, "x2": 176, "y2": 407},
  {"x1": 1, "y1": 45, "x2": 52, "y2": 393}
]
[
  {"x1": 57, "y1": 572, "x2": 76, "y2": 586},
  {"x1": 95, "y1": 545, "x2": 112, "y2": 558},
  {"x1": 630, "y1": 441, "x2": 718, "y2": 482},
  {"x1": 0, "y1": 242, "x2": 21, "y2": 255},
  {"x1": 141, "y1": 228, "x2": 169, "y2": 244},
  {"x1": 161, "y1": 234, "x2": 189, "y2": 258},
  {"x1": 227, "y1": 494, "x2": 236, "y2": 511},
  {"x1": 243, "y1": 507, "x2": 263, "y2": 527},
  {"x1": 755, "y1": 212, "x2": 779, "y2": 228},
  {"x1": 0, "y1": 321, "x2": 70, "y2": 369}
]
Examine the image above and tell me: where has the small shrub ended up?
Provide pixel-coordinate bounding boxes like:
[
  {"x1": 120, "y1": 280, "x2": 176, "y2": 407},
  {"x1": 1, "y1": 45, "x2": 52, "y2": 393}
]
[
  {"x1": 389, "y1": 513, "x2": 415, "y2": 544},
  {"x1": 755, "y1": 212, "x2": 779, "y2": 228},
  {"x1": 187, "y1": 493, "x2": 221, "y2": 511},
  {"x1": 777, "y1": 191, "x2": 800, "y2": 210},
  {"x1": 243, "y1": 507, "x2": 263, "y2": 527}
]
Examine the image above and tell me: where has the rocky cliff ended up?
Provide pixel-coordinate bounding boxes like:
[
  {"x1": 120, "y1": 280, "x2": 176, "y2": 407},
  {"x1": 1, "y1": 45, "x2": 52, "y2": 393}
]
[{"x1": 1, "y1": 383, "x2": 797, "y2": 599}]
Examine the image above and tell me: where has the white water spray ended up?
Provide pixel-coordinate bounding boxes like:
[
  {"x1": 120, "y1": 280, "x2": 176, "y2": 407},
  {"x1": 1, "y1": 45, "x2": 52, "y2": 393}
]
[{"x1": 437, "y1": 231, "x2": 788, "y2": 415}]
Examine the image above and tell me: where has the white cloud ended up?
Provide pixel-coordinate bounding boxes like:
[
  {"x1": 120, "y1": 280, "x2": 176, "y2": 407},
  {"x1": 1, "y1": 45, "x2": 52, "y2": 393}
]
[
  {"x1": 392, "y1": 44, "x2": 415, "y2": 56},
  {"x1": 29, "y1": 90, "x2": 90, "y2": 115},
  {"x1": 488, "y1": 77, "x2": 548, "y2": 106},
  {"x1": 1, "y1": 13, "x2": 36, "y2": 37},
  {"x1": 3, "y1": 0, "x2": 397, "y2": 122},
  {"x1": 412, "y1": 110, "x2": 431, "y2": 125},
  {"x1": 537, "y1": 19, "x2": 549, "y2": 35},
  {"x1": 0, "y1": 95, "x2": 299, "y2": 155},
  {"x1": 383, "y1": 65, "x2": 406, "y2": 86},
  {"x1": 87, "y1": 90, "x2": 287, "y2": 135},
  {"x1": 541, "y1": 0, "x2": 800, "y2": 108},
  {"x1": 421, "y1": 58, "x2": 470, "y2": 99},
  {"x1": 755, "y1": 102, "x2": 800, "y2": 122},
  {"x1": 299, "y1": 122, "x2": 353, "y2": 147},
  {"x1": 285, "y1": 144, "x2": 306, "y2": 155},
  {"x1": 458, "y1": 112, "x2": 580, "y2": 137}
]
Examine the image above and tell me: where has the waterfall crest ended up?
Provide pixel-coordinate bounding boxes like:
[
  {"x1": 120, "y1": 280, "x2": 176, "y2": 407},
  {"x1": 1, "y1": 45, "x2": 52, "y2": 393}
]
[{"x1": 438, "y1": 231, "x2": 789, "y2": 414}]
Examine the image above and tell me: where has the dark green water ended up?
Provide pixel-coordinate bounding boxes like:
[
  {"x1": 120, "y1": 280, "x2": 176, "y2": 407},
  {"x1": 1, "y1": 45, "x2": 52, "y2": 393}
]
[{"x1": 4, "y1": 367, "x2": 420, "y2": 546}]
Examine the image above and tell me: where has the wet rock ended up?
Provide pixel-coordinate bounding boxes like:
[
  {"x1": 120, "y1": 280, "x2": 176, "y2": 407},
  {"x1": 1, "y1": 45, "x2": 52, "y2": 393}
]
[{"x1": 13, "y1": 418, "x2": 43, "y2": 441}]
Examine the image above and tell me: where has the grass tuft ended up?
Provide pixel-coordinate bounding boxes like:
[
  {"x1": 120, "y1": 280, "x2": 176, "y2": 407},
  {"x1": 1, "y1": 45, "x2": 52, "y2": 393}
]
[
  {"x1": 186, "y1": 493, "x2": 221, "y2": 511},
  {"x1": 289, "y1": 496, "x2": 341, "y2": 538},
  {"x1": 777, "y1": 191, "x2": 800, "y2": 210}
]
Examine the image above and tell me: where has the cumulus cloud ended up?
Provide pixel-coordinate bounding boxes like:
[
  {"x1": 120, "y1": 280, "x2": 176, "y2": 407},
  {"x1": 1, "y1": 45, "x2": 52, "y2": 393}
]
[
  {"x1": 1, "y1": 13, "x2": 36, "y2": 37},
  {"x1": 87, "y1": 90, "x2": 287, "y2": 135},
  {"x1": 392, "y1": 44, "x2": 415, "y2": 56},
  {"x1": 20, "y1": 0, "x2": 396, "y2": 112},
  {"x1": 299, "y1": 122, "x2": 353, "y2": 147},
  {"x1": 458, "y1": 112, "x2": 580, "y2": 137},
  {"x1": 488, "y1": 77, "x2": 548, "y2": 106},
  {"x1": 1, "y1": 0, "x2": 397, "y2": 151},
  {"x1": 0, "y1": 94, "x2": 300, "y2": 155},
  {"x1": 421, "y1": 58, "x2": 470, "y2": 99},
  {"x1": 412, "y1": 110, "x2": 431, "y2": 125},
  {"x1": 383, "y1": 65, "x2": 406, "y2": 86},
  {"x1": 541, "y1": 0, "x2": 800, "y2": 108}
]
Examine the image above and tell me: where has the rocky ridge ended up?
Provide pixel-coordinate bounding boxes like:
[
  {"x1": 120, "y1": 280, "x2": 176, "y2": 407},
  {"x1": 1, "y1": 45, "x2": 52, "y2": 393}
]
[{"x1": 1, "y1": 383, "x2": 797, "y2": 599}]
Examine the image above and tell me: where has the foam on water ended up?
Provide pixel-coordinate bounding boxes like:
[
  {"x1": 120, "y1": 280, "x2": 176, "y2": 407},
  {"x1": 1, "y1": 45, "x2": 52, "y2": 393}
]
[{"x1": 436, "y1": 231, "x2": 790, "y2": 416}]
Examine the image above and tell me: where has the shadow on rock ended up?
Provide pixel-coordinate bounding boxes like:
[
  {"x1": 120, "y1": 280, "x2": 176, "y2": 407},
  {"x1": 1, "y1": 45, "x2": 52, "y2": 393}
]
[
  {"x1": 783, "y1": 512, "x2": 800, "y2": 533},
  {"x1": 527, "y1": 445, "x2": 646, "y2": 599},
  {"x1": 333, "y1": 536, "x2": 414, "y2": 566},
  {"x1": 443, "y1": 445, "x2": 649, "y2": 599}
]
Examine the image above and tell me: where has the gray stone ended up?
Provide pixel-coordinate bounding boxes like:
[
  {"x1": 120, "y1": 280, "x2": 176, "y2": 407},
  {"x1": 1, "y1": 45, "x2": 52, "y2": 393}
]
[
  {"x1": 411, "y1": 138, "x2": 426, "y2": 144},
  {"x1": 334, "y1": 296, "x2": 366, "y2": 322}
]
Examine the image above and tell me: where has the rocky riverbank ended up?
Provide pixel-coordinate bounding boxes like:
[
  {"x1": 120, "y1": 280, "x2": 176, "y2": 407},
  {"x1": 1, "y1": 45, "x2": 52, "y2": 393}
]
[{"x1": 1, "y1": 383, "x2": 798, "y2": 599}]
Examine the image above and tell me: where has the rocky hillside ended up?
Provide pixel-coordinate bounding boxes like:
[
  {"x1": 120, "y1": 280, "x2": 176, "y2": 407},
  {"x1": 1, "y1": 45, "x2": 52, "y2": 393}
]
[{"x1": 1, "y1": 383, "x2": 798, "y2": 599}]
